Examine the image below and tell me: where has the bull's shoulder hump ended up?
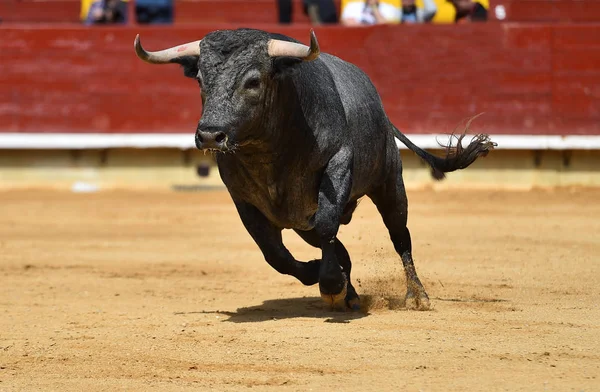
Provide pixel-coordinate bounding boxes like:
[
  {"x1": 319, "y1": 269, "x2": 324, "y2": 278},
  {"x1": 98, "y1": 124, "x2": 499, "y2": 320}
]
[
  {"x1": 319, "y1": 53, "x2": 384, "y2": 112},
  {"x1": 320, "y1": 54, "x2": 367, "y2": 78}
]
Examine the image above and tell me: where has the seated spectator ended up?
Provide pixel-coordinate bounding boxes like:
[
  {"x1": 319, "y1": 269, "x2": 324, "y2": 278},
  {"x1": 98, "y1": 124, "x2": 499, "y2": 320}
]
[
  {"x1": 277, "y1": 0, "x2": 294, "y2": 24},
  {"x1": 449, "y1": 0, "x2": 487, "y2": 22},
  {"x1": 402, "y1": 0, "x2": 437, "y2": 23},
  {"x1": 82, "y1": 0, "x2": 128, "y2": 24},
  {"x1": 135, "y1": 0, "x2": 174, "y2": 24},
  {"x1": 341, "y1": 0, "x2": 401, "y2": 26},
  {"x1": 277, "y1": 0, "x2": 337, "y2": 25},
  {"x1": 304, "y1": 0, "x2": 338, "y2": 25},
  {"x1": 425, "y1": 0, "x2": 486, "y2": 23},
  {"x1": 428, "y1": 0, "x2": 455, "y2": 23}
]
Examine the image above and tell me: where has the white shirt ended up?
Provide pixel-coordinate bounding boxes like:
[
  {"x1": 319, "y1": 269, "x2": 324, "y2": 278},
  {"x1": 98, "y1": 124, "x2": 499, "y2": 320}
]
[{"x1": 341, "y1": 2, "x2": 402, "y2": 24}]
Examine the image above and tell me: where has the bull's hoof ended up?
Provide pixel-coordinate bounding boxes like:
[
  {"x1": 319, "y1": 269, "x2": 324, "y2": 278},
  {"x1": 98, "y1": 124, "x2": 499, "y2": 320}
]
[
  {"x1": 405, "y1": 290, "x2": 431, "y2": 311},
  {"x1": 345, "y1": 284, "x2": 361, "y2": 311},
  {"x1": 346, "y1": 296, "x2": 361, "y2": 312},
  {"x1": 320, "y1": 279, "x2": 348, "y2": 310}
]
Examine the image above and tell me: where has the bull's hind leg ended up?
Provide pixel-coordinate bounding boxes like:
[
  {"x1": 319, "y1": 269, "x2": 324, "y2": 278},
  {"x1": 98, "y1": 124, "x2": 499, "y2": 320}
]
[
  {"x1": 368, "y1": 165, "x2": 430, "y2": 310},
  {"x1": 294, "y1": 229, "x2": 361, "y2": 311}
]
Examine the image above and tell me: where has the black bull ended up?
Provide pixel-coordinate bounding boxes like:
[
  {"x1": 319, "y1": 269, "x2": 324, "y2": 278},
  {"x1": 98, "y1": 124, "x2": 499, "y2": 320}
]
[{"x1": 134, "y1": 28, "x2": 496, "y2": 310}]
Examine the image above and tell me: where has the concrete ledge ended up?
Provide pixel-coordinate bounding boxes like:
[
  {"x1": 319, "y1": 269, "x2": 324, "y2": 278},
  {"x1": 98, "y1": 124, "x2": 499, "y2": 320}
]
[
  {"x1": 1, "y1": 148, "x2": 599, "y2": 190},
  {"x1": 2, "y1": 133, "x2": 600, "y2": 150}
]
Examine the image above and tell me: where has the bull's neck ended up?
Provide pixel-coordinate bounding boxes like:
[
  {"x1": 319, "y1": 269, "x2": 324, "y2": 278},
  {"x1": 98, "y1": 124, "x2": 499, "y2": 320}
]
[
  {"x1": 230, "y1": 124, "x2": 307, "y2": 168},
  {"x1": 231, "y1": 78, "x2": 310, "y2": 165}
]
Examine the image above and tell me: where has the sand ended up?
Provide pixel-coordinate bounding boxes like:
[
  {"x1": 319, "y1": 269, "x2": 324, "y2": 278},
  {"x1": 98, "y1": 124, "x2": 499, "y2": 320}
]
[{"x1": 0, "y1": 188, "x2": 598, "y2": 391}]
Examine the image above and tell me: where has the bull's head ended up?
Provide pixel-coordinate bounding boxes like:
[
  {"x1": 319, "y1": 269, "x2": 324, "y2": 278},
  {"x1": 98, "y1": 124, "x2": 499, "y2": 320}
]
[{"x1": 134, "y1": 29, "x2": 320, "y2": 152}]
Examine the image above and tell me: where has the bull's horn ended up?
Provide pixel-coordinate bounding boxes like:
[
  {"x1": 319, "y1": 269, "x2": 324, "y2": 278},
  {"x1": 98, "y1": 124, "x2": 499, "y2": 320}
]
[
  {"x1": 134, "y1": 34, "x2": 201, "y2": 64},
  {"x1": 267, "y1": 29, "x2": 320, "y2": 61}
]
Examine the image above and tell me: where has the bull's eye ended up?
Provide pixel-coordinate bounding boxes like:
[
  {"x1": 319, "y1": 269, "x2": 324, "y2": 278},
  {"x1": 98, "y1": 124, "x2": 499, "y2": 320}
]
[{"x1": 244, "y1": 78, "x2": 261, "y2": 90}]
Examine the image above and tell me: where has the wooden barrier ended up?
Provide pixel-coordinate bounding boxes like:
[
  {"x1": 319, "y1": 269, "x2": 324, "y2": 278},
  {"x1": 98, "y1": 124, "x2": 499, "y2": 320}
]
[
  {"x1": 0, "y1": 1, "x2": 80, "y2": 23},
  {"x1": 1, "y1": 23, "x2": 599, "y2": 136}
]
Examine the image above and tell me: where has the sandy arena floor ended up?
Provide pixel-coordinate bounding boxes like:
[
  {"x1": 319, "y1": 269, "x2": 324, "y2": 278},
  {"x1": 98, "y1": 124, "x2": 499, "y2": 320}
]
[{"x1": 0, "y1": 188, "x2": 598, "y2": 391}]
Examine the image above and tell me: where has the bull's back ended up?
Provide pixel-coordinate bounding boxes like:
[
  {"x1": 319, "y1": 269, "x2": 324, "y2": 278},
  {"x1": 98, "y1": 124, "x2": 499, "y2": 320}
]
[{"x1": 321, "y1": 54, "x2": 393, "y2": 193}]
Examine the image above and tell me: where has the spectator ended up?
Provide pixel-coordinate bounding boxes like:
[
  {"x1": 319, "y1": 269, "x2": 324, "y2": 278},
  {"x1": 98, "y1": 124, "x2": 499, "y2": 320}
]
[
  {"x1": 277, "y1": 0, "x2": 337, "y2": 25},
  {"x1": 304, "y1": 0, "x2": 338, "y2": 25},
  {"x1": 277, "y1": 0, "x2": 294, "y2": 23},
  {"x1": 428, "y1": 0, "x2": 456, "y2": 23},
  {"x1": 449, "y1": 0, "x2": 487, "y2": 22},
  {"x1": 135, "y1": 0, "x2": 174, "y2": 24},
  {"x1": 402, "y1": 0, "x2": 437, "y2": 23},
  {"x1": 341, "y1": 0, "x2": 401, "y2": 26},
  {"x1": 82, "y1": 0, "x2": 128, "y2": 24}
]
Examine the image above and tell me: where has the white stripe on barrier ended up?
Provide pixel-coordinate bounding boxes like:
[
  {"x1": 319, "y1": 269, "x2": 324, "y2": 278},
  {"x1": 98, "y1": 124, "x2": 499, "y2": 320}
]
[{"x1": 0, "y1": 133, "x2": 600, "y2": 150}]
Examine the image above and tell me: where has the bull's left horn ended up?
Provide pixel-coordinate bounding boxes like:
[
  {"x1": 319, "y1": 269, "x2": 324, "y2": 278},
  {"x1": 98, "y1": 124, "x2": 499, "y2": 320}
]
[
  {"x1": 134, "y1": 34, "x2": 202, "y2": 64},
  {"x1": 267, "y1": 29, "x2": 320, "y2": 62}
]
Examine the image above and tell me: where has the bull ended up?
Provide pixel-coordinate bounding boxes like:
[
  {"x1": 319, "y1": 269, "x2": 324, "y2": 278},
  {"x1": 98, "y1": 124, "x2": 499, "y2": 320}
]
[{"x1": 134, "y1": 28, "x2": 495, "y2": 310}]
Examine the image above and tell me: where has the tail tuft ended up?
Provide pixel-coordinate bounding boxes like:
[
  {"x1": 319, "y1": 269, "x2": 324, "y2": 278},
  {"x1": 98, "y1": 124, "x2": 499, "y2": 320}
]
[
  {"x1": 432, "y1": 133, "x2": 496, "y2": 180},
  {"x1": 432, "y1": 116, "x2": 497, "y2": 180},
  {"x1": 430, "y1": 167, "x2": 446, "y2": 181},
  {"x1": 393, "y1": 114, "x2": 497, "y2": 181}
]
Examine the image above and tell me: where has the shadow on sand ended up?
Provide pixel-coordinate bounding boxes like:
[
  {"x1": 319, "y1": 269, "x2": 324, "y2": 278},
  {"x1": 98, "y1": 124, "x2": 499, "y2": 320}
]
[
  {"x1": 175, "y1": 295, "x2": 509, "y2": 323},
  {"x1": 174, "y1": 296, "x2": 372, "y2": 323}
]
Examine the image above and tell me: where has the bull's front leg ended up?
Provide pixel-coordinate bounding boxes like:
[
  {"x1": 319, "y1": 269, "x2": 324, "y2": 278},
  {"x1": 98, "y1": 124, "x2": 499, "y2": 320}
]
[
  {"x1": 314, "y1": 148, "x2": 353, "y2": 308},
  {"x1": 234, "y1": 200, "x2": 320, "y2": 286}
]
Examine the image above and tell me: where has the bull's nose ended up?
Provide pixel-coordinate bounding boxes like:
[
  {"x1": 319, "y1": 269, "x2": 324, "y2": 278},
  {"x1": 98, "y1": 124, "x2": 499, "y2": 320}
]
[{"x1": 195, "y1": 130, "x2": 228, "y2": 150}]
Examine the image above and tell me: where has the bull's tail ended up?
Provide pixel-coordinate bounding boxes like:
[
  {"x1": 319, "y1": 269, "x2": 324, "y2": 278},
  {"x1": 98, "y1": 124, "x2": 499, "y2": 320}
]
[{"x1": 392, "y1": 116, "x2": 496, "y2": 180}]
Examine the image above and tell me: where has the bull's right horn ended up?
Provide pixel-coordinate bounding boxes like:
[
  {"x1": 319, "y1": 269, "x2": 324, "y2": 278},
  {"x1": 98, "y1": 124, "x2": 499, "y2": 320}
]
[
  {"x1": 267, "y1": 29, "x2": 320, "y2": 62},
  {"x1": 134, "y1": 34, "x2": 202, "y2": 64}
]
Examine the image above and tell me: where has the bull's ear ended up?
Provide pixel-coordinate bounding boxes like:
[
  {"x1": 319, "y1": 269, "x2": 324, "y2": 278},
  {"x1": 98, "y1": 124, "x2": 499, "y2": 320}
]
[
  {"x1": 272, "y1": 56, "x2": 303, "y2": 77},
  {"x1": 174, "y1": 55, "x2": 200, "y2": 79}
]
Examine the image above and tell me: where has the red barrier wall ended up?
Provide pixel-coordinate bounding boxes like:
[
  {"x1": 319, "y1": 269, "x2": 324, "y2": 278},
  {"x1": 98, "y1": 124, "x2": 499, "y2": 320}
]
[
  {"x1": 1, "y1": 23, "x2": 599, "y2": 135},
  {"x1": 0, "y1": 1, "x2": 80, "y2": 23}
]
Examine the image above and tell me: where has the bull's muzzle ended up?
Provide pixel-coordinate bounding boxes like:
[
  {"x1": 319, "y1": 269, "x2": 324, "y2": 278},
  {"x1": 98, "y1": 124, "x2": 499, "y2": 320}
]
[{"x1": 195, "y1": 127, "x2": 228, "y2": 151}]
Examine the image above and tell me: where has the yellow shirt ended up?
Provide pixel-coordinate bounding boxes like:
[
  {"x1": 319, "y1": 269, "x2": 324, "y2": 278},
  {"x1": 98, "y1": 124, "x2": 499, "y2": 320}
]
[
  {"x1": 431, "y1": 0, "x2": 489, "y2": 24},
  {"x1": 341, "y1": 0, "x2": 403, "y2": 23},
  {"x1": 341, "y1": 0, "x2": 403, "y2": 8},
  {"x1": 81, "y1": 0, "x2": 129, "y2": 21}
]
